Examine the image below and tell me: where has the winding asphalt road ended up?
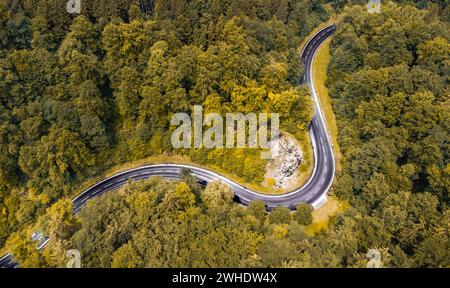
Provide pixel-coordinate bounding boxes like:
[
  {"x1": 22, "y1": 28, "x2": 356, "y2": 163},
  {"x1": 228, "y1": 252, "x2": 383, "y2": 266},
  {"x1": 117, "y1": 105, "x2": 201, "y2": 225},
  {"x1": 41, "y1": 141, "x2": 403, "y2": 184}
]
[{"x1": 0, "y1": 24, "x2": 336, "y2": 268}]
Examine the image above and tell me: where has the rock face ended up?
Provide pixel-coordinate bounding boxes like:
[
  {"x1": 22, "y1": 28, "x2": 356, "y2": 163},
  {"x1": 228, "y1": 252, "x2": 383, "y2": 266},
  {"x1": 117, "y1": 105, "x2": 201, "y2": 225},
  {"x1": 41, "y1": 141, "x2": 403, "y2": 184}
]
[{"x1": 264, "y1": 135, "x2": 303, "y2": 188}]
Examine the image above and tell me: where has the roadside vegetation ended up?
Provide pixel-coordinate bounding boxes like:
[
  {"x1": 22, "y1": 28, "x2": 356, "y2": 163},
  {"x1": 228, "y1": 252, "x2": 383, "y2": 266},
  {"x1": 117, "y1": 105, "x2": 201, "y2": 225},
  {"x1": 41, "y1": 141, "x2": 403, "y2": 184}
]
[{"x1": 312, "y1": 38, "x2": 342, "y2": 171}]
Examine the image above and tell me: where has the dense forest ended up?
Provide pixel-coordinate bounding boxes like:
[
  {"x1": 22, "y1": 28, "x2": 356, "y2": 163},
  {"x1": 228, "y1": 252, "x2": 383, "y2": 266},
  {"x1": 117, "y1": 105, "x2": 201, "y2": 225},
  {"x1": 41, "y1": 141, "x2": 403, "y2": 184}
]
[
  {"x1": 1, "y1": 0, "x2": 449, "y2": 267},
  {"x1": 7, "y1": 176, "x2": 317, "y2": 268},
  {"x1": 0, "y1": 0, "x2": 327, "y2": 248},
  {"x1": 327, "y1": 2, "x2": 449, "y2": 266}
]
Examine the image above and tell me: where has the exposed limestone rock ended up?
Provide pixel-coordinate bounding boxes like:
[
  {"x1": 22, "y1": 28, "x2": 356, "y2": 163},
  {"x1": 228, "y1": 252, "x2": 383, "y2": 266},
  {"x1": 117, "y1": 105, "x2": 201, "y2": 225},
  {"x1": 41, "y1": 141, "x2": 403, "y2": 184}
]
[{"x1": 264, "y1": 134, "x2": 303, "y2": 189}]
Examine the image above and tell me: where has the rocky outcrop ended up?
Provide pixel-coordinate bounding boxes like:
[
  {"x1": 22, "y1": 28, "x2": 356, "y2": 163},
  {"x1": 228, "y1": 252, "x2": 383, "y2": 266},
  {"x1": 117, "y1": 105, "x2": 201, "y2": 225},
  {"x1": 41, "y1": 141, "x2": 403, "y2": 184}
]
[{"x1": 264, "y1": 135, "x2": 303, "y2": 188}]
